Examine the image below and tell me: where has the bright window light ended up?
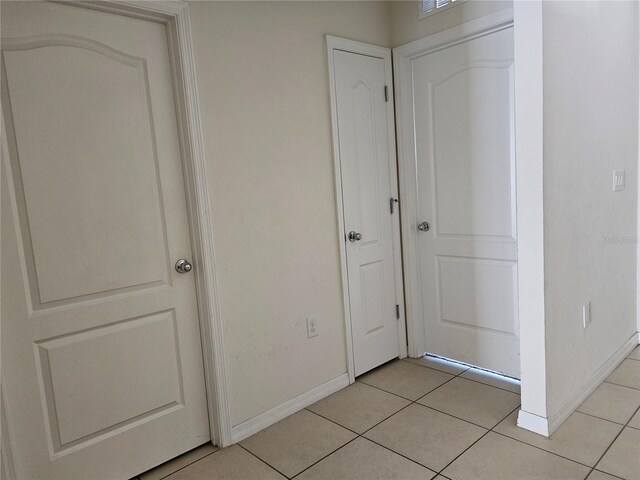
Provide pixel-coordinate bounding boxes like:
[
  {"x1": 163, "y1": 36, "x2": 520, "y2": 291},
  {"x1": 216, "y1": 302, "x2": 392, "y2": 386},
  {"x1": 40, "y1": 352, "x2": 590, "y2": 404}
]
[{"x1": 419, "y1": 0, "x2": 468, "y2": 20}]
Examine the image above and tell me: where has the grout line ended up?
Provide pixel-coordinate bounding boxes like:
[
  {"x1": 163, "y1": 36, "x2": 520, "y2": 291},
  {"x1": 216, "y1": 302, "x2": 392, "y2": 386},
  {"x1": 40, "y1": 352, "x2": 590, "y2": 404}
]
[
  {"x1": 237, "y1": 443, "x2": 291, "y2": 479},
  {"x1": 490, "y1": 430, "x2": 599, "y2": 470},
  {"x1": 354, "y1": 380, "x2": 418, "y2": 402},
  {"x1": 583, "y1": 404, "x2": 640, "y2": 480},
  {"x1": 413, "y1": 402, "x2": 510, "y2": 430},
  {"x1": 303, "y1": 408, "x2": 363, "y2": 436},
  {"x1": 358, "y1": 400, "x2": 417, "y2": 435},
  {"x1": 588, "y1": 470, "x2": 626, "y2": 480},
  {"x1": 400, "y1": 357, "x2": 470, "y2": 376},
  {"x1": 289, "y1": 436, "x2": 361, "y2": 479},
  {"x1": 362, "y1": 436, "x2": 440, "y2": 474},
  {"x1": 455, "y1": 374, "x2": 522, "y2": 395},
  {"x1": 358, "y1": 365, "x2": 461, "y2": 405},
  {"x1": 150, "y1": 447, "x2": 219, "y2": 480},
  {"x1": 434, "y1": 405, "x2": 520, "y2": 476},
  {"x1": 401, "y1": 356, "x2": 522, "y2": 395},
  {"x1": 603, "y1": 379, "x2": 640, "y2": 392},
  {"x1": 574, "y1": 409, "x2": 629, "y2": 427}
]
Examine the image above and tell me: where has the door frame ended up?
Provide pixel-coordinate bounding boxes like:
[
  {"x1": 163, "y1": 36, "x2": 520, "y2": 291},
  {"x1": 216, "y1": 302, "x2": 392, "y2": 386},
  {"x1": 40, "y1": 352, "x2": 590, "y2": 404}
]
[
  {"x1": 393, "y1": 8, "x2": 514, "y2": 359},
  {"x1": 0, "y1": 3, "x2": 233, "y2": 472},
  {"x1": 326, "y1": 35, "x2": 407, "y2": 384}
]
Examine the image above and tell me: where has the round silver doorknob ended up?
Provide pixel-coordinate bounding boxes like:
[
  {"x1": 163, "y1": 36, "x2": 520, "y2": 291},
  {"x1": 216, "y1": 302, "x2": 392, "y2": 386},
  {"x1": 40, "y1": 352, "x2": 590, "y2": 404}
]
[
  {"x1": 348, "y1": 231, "x2": 363, "y2": 242},
  {"x1": 417, "y1": 221, "x2": 431, "y2": 232},
  {"x1": 175, "y1": 259, "x2": 193, "y2": 274}
]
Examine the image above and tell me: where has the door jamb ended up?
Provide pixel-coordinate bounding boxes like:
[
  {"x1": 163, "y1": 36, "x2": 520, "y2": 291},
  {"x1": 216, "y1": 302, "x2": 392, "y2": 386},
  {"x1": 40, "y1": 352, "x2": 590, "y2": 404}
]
[
  {"x1": 326, "y1": 35, "x2": 408, "y2": 384},
  {"x1": 28, "y1": 0, "x2": 234, "y2": 449},
  {"x1": 392, "y1": 8, "x2": 514, "y2": 359}
]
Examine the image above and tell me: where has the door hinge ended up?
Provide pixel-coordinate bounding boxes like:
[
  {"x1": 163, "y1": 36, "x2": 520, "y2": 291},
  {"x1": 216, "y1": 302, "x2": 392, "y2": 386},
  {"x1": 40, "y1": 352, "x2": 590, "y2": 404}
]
[
  {"x1": 389, "y1": 197, "x2": 398, "y2": 214},
  {"x1": 384, "y1": 85, "x2": 389, "y2": 102},
  {"x1": 396, "y1": 304, "x2": 400, "y2": 319}
]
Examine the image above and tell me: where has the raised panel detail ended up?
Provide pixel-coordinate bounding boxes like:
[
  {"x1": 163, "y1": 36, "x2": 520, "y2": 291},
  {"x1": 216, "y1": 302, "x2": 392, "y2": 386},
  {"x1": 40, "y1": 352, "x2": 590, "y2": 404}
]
[
  {"x1": 437, "y1": 256, "x2": 518, "y2": 337},
  {"x1": 351, "y1": 79, "x2": 381, "y2": 246},
  {"x1": 360, "y1": 261, "x2": 385, "y2": 335},
  {"x1": 2, "y1": 36, "x2": 170, "y2": 308},
  {"x1": 430, "y1": 63, "x2": 515, "y2": 239},
  {"x1": 35, "y1": 310, "x2": 183, "y2": 452}
]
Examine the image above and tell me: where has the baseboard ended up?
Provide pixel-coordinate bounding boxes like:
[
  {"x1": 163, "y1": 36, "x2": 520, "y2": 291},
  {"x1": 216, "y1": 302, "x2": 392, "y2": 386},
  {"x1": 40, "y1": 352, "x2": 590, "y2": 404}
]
[
  {"x1": 231, "y1": 373, "x2": 350, "y2": 444},
  {"x1": 545, "y1": 332, "x2": 639, "y2": 435},
  {"x1": 517, "y1": 410, "x2": 549, "y2": 437}
]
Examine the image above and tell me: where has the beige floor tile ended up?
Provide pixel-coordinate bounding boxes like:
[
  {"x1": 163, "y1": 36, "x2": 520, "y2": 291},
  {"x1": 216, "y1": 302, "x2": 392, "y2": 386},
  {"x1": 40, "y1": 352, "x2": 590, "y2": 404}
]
[
  {"x1": 403, "y1": 356, "x2": 469, "y2": 375},
  {"x1": 494, "y1": 411, "x2": 622, "y2": 467},
  {"x1": 296, "y1": 437, "x2": 436, "y2": 480},
  {"x1": 240, "y1": 409, "x2": 356, "y2": 477},
  {"x1": 628, "y1": 346, "x2": 640, "y2": 361},
  {"x1": 577, "y1": 382, "x2": 640, "y2": 424},
  {"x1": 140, "y1": 444, "x2": 219, "y2": 480},
  {"x1": 163, "y1": 445, "x2": 284, "y2": 480},
  {"x1": 307, "y1": 382, "x2": 410, "y2": 433},
  {"x1": 417, "y1": 377, "x2": 520, "y2": 428},
  {"x1": 358, "y1": 360, "x2": 453, "y2": 400},
  {"x1": 442, "y1": 431, "x2": 591, "y2": 480},
  {"x1": 363, "y1": 403, "x2": 486, "y2": 472},
  {"x1": 606, "y1": 359, "x2": 640, "y2": 390},
  {"x1": 596, "y1": 427, "x2": 640, "y2": 480},
  {"x1": 628, "y1": 409, "x2": 640, "y2": 429},
  {"x1": 587, "y1": 470, "x2": 622, "y2": 480},
  {"x1": 459, "y1": 368, "x2": 521, "y2": 394}
]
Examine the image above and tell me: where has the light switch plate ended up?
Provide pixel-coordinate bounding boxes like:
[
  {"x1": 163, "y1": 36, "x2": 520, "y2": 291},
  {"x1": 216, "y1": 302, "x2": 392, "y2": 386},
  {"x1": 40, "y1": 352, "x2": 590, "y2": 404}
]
[{"x1": 613, "y1": 170, "x2": 625, "y2": 192}]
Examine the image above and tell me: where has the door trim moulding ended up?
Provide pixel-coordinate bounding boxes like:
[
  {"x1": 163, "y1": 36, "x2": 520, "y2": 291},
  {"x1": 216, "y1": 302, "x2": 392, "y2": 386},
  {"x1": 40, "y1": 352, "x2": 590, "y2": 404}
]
[
  {"x1": 3, "y1": 0, "x2": 233, "y2": 451},
  {"x1": 326, "y1": 35, "x2": 407, "y2": 384},
  {"x1": 392, "y1": 8, "x2": 514, "y2": 359}
]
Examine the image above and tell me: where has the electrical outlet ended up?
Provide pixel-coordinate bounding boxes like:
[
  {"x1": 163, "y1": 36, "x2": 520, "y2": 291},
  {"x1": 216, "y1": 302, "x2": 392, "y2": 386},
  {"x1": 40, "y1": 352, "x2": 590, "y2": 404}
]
[
  {"x1": 613, "y1": 170, "x2": 625, "y2": 192},
  {"x1": 582, "y1": 302, "x2": 591, "y2": 328},
  {"x1": 306, "y1": 317, "x2": 319, "y2": 338}
]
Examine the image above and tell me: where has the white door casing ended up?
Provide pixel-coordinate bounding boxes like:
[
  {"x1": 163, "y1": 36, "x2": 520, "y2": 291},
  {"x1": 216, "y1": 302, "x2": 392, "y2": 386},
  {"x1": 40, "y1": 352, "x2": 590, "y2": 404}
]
[
  {"x1": 327, "y1": 37, "x2": 406, "y2": 380},
  {"x1": 0, "y1": 2, "x2": 230, "y2": 478},
  {"x1": 394, "y1": 12, "x2": 519, "y2": 377}
]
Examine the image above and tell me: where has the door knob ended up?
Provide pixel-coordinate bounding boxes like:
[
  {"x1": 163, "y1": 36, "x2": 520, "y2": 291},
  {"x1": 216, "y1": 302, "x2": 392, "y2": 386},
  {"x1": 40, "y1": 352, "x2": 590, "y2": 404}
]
[
  {"x1": 348, "y1": 231, "x2": 363, "y2": 242},
  {"x1": 417, "y1": 221, "x2": 430, "y2": 232},
  {"x1": 175, "y1": 259, "x2": 193, "y2": 273}
]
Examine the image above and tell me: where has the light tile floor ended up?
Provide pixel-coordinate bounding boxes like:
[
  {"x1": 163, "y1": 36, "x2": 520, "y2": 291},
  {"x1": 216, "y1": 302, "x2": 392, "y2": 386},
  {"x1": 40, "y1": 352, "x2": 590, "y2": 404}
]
[{"x1": 137, "y1": 347, "x2": 640, "y2": 480}]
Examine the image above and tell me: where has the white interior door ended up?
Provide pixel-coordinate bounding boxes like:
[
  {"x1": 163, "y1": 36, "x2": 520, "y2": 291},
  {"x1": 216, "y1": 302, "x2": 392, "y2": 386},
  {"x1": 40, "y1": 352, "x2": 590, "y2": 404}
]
[
  {"x1": 1, "y1": 3, "x2": 210, "y2": 479},
  {"x1": 330, "y1": 45, "x2": 404, "y2": 377},
  {"x1": 397, "y1": 26, "x2": 519, "y2": 377}
]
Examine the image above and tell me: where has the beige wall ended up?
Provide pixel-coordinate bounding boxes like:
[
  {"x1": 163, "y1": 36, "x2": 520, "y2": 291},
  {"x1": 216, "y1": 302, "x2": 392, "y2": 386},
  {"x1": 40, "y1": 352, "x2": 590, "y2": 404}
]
[
  {"x1": 188, "y1": 1, "x2": 392, "y2": 426},
  {"x1": 390, "y1": 0, "x2": 512, "y2": 47},
  {"x1": 541, "y1": 0, "x2": 639, "y2": 417}
]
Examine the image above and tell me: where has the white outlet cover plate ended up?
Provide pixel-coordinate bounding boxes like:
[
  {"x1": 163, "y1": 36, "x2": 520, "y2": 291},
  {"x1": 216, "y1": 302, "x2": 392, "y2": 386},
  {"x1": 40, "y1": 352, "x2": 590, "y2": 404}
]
[{"x1": 613, "y1": 170, "x2": 625, "y2": 191}]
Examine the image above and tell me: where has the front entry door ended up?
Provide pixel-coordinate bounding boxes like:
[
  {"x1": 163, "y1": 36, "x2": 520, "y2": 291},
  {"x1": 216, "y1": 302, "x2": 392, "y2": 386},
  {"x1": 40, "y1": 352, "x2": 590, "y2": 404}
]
[
  {"x1": 1, "y1": 2, "x2": 210, "y2": 478},
  {"x1": 399, "y1": 26, "x2": 519, "y2": 377},
  {"x1": 330, "y1": 43, "x2": 404, "y2": 377}
]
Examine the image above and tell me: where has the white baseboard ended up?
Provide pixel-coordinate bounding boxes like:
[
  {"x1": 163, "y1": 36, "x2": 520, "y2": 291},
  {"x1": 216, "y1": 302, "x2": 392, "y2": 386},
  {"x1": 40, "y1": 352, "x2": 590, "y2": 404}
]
[
  {"x1": 547, "y1": 332, "x2": 639, "y2": 435},
  {"x1": 517, "y1": 410, "x2": 549, "y2": 437},
  {"x1": 519, "y1": 332, "x2": 639, "y2": 438},
  {"x1": 231, "y1": 373, "x2": 350, "y2": 444}
]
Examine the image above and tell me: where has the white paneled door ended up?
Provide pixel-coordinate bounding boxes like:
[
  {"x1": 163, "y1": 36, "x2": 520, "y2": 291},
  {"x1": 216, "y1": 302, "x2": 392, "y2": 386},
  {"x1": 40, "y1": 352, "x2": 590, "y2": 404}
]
[
  {"x1": 330, "y1": 42, "x2": 404, "y2": 377},
  {"x1": 1, "y1": 3, "x2": 210, "y2": 479},
  {"x1": 396, "y1": 25, "x2": 519, "y2": 377}
]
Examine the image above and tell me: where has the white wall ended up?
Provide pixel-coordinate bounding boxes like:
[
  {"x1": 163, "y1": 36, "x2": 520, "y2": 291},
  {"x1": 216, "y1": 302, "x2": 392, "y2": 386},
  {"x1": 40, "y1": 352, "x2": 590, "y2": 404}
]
[
  {"x1": 187, "y1": 1, "x2": 392, "y2": 427},
  {"x1": 390, "y1": 0, "x2": 512, "y2": 47},
  {"x1": 539, "y1": 0, "x2": 639, "y2": 431}
]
